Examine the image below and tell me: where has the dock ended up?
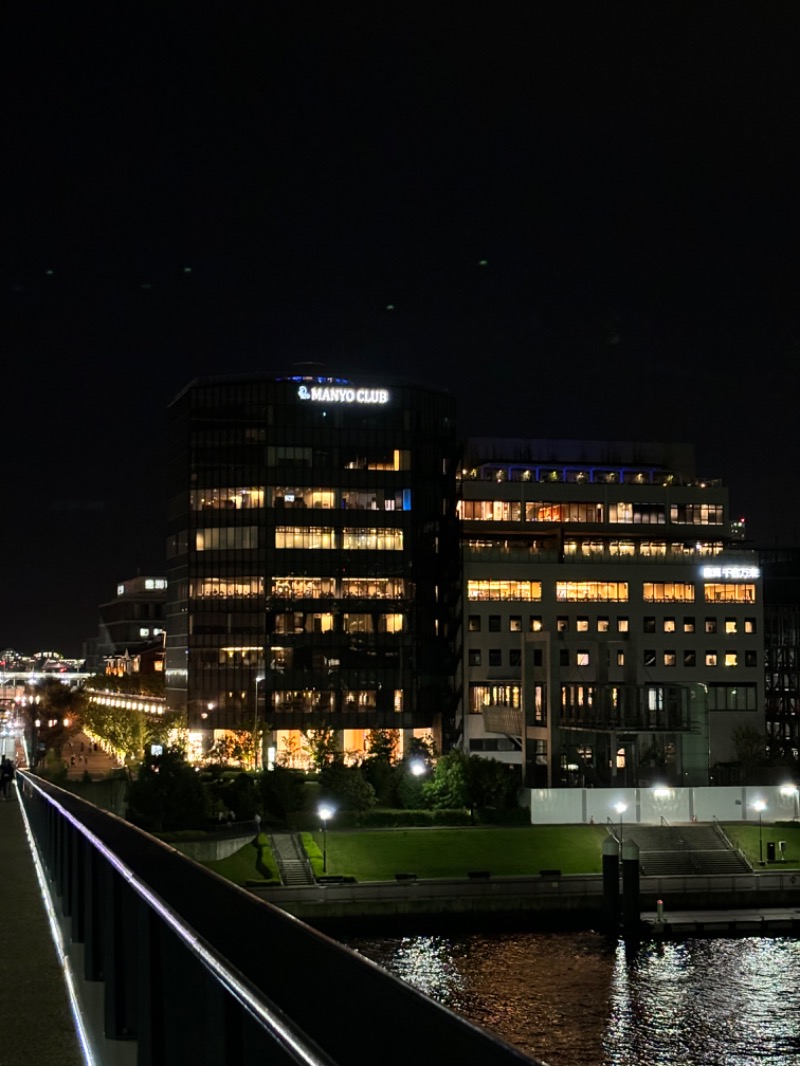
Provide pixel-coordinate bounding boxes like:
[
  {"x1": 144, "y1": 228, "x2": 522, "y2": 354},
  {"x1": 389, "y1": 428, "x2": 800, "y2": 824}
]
[{"x1": 642, "y1": 905, "x2": 800, "y2": 939}]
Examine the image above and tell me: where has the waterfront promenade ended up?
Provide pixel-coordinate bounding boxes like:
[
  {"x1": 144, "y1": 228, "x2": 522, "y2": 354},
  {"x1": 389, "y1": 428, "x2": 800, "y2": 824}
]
[{"x1": 0, "y1": 781, "x2": 84, "y2": 1066}]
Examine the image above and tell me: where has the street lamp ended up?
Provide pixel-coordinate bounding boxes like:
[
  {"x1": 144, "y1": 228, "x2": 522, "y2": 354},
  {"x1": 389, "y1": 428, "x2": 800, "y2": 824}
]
[
  {"x1": 318, "y1": 804, "x2": 334, "y2": 873},
  {"x1": 752, "y1": 798, "x2": 766, "y2": 865},
  {"x1": 409, "y1": 758, "x2": 426, "y2": 777},
  {"x1": 252, "y1": 675, "x2": 264, "y2": 770},
  {"x1": 614, "y1": 801, "x2": 628, "y2": 852},
  {"x1": 780, "y1": 784, "x2": 800, "y2": 822}
]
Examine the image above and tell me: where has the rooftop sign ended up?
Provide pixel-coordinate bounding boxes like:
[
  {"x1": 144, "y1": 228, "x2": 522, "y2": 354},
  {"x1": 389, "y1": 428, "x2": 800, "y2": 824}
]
[
  {"x1": 297, "y1": 385, "x2": 389, "y2": 405},
  {"x1": 701, "y1": 565, "x2": 760, "y2": 580}
]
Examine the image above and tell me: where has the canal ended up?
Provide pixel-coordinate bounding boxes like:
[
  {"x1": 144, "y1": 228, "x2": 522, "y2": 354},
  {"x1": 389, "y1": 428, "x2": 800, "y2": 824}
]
[{"x1": 342, "y1": 929, "x2": 800, "y2": 1065}]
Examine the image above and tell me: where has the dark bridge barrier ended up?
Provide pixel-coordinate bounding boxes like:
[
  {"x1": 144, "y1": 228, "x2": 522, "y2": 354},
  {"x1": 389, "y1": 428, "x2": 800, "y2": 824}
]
[{"x1": 18, "y1": 771, "x2": 539, "y2": 1066}]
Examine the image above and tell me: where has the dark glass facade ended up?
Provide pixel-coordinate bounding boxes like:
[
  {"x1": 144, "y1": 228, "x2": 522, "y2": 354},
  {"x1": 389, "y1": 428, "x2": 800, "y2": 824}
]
[{"x1": 165, "y1": 372, "x2": 459, "y2": 750}]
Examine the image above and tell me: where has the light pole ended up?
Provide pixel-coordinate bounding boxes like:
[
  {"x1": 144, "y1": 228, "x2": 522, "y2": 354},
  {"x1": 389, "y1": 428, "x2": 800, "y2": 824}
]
[
  {"x1": 319, "y1": 805, "x2": 334, "y2": 873},
  {"x1": 252, "y1": 675, "x2": 264, "y2": 770},
  {"x1": 752, "y1": 798, "x2": 766, "y2": 865},
  {"x1": 614, "y1": 801, "x2": 628, "y2": 853},
  {"x1": 780, "y1": 784, "x2": 799, "y2": 822}
]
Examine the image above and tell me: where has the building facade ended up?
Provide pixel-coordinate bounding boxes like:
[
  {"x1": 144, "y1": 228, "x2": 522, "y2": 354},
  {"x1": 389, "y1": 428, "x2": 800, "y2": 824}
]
[
  {"x1": 761, "y1": 548, "x2": 800, "y2": 762},
  {"x1": 458, "y1": 439, "x2": 765, "y2": 788},
  {"x1": 94, "y1": 577, "x2": 167, "y2": 675},
  {"x1": 165, "y1": 372, "x2": 459, "y2": 763}
]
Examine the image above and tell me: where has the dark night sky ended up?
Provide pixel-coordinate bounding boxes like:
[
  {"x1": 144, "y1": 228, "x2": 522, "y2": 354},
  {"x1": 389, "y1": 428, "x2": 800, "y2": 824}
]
[{"x1": 3, "y1": 5, "x2": 800, "y2": 656}]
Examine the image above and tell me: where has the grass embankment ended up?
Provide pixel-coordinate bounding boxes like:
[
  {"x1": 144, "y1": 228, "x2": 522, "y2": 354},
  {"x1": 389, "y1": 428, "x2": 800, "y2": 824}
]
[
  {"x1": 206, "y1": 825, "x2": 609, "y2": 884},
  {"x1": 722, "y1": 823, "x2": 800, "y2": 868},
  {"x1": 203, "y1": 833, "x2": 280, "y2": 886},
  {"x1": 205, "y1": 824, "x2": 800, "y2": 887}
]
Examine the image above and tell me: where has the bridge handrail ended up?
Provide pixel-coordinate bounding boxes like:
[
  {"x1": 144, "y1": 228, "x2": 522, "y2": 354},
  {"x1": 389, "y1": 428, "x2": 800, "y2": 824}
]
[{"x1": 17, "y1": 770, "x2": 537, "y2": 1066}]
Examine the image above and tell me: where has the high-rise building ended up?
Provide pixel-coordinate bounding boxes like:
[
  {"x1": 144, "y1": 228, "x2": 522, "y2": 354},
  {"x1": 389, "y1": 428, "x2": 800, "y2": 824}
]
[
  {"x1": 165, "y1": 371, "x2": 459, "y2": 763},
  {"x1": 760, "y1": 547, "x2": 800, "y2": 761},
  {"x1": 458, "y1": 438, "x2": 764, "y2": 788}
]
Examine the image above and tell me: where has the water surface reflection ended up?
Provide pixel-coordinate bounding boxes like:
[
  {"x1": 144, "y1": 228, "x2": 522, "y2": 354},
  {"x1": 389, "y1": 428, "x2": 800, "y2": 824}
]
[{"x1": 344, "y1": 931, "x2": 800, "y2": 1066}]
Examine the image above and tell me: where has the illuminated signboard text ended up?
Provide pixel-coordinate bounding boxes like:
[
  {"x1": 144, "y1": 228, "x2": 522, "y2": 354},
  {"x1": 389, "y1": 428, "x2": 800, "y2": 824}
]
[
  {"x1": 701, "y1": 565, "x2": 760, "y2": 580},
  {"x1": 297, "y1": 385, "x2": 390, "y2": 405}
]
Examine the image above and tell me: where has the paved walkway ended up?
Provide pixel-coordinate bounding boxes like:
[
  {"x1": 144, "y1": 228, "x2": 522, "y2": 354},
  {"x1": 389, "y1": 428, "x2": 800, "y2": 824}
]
[
  {"x1": 0, "y1": 781, "x2": 85, "y2": 1066},
  {"x1": 62, "y1": 732, "x2": 123, "y2": 780}
]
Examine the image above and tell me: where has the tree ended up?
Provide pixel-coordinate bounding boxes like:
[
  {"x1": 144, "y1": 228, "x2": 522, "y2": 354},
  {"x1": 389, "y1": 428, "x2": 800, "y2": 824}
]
[
  {"x1": 422, "y1": 750, "x2": 471, "y2": 809},
  {"x1": 732, "y1": 725, "x2": 767, "y2": 783},
  {"x1": 126, "y1": 746, "x2": 210, "y2": 832},
  {"x1": 318, "y1": 761, "x2": 376, "y2": 812},
  {"x1": 303, "y1": 726, "x2": 340, "y2": 771}
]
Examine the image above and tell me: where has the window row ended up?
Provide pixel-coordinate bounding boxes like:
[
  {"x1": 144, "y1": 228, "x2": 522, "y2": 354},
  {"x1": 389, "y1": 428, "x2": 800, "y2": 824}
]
[
  {"x1": 272, "y1": 612, "x2": 404, "y2": 635},
  {"x1": 564, "y1": 540, "x2": 724, "y2": 558},
  {"x1": 274, "y1": 527, "x2": 404, "y2": 550},
  {"x1": 270, "y1": 577, "x2": 409, "y2": 599},
  {"x1": 274, "y1": 487, "x2": 412, "y2": 510},
  {"x1": 466, "y1": 579, "x2": 757, "y2": 604},
  {"x1": 468, "y1": 648, "x2": 760, "y2": 668},
  {"x1": 468, "y1": 614, "x2": 758, "y2": 635},
  {"x1": 458, "y1": 501, "x2": 725, "y2": 525},
  {"x1": 266, "y1": 446, "x2": 412, "y2": 471}
]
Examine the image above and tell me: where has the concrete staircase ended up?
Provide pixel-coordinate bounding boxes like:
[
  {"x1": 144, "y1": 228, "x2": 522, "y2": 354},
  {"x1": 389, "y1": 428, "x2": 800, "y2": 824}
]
[
  {"x1": 622, "y1": 824, "x2": 752, "y2": 877},
  {"x1": 269, "y1": 831, "x2": 316, "y2": 886}
]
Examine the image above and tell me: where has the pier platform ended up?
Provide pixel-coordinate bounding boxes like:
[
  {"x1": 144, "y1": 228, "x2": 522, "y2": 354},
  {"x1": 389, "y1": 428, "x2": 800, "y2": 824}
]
[{"x1": 642, "y1": 905, "x2": 800, "y2": 939}]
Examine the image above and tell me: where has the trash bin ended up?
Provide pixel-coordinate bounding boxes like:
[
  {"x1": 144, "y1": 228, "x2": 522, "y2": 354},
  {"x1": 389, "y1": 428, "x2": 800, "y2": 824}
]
[{"x1": 767, "y1": 841, "x2": 776, "y2": 862}]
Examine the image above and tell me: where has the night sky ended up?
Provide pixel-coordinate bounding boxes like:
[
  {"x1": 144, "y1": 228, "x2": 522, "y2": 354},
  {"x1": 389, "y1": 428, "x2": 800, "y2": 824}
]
[{"x1": 4, "y1": 6, "x2": 800, "y2": 656}]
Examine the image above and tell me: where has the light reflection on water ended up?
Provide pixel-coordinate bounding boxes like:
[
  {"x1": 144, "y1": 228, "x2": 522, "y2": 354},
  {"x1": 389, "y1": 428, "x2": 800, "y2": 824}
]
[{"x1": 343, "y1": 931, "x2": 800, "y2": 1066}]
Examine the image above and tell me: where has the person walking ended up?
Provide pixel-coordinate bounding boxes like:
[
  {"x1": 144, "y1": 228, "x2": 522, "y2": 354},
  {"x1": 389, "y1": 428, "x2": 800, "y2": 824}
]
[{"x1": 0, "y1": 756, "x2": 15, "y2": 801}]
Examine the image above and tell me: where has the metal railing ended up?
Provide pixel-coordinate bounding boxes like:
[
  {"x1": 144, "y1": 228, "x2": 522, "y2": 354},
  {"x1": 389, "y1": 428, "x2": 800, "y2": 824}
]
[{"x1": 17, "y1": 770, "x2": 538, "y2": 1066}]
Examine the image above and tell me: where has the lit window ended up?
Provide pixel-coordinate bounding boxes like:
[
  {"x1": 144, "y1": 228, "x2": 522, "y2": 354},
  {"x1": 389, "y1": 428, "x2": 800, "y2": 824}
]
[
  {"x1": 706, "y1": 651, "x2": 718, "y2": 667},
  {"x1": 663, "y1": 651, "x2": 676, "y2": 667},
  {"x1": 725, "y1": 618, "x2": 737, "y2": 635},
  {"x1": 557, "y1": 581, "x2": 628, "y2": 602},
  {"x1": 529, "y1": 616, "x2": 543, "y2": 632},
  {"x1": 509, "y1": 616, "x2": 522, "y2": 632},
  {"x1": 643, "y1": 582, "x2": 695, "y2": 603},
  {"x1": 663, "y1": 618, "x2": 676, "y2": 633},
  {"x1": 617, "y1": 617, "x2": 629, "y2": 633},
  {"x1": 704, "y1": 583, "x2": 756, "y2": 604},
  {"x1": 468, "y1": 616, "x2": 481, "y2": 632},
  {"x1": 576, "y1": 651, "x2": 590, "y2": 666},
  {"x1": 705, "y1": 618, "x2": 717, "y2": 634},
  {"x1": 724, "y1": 652, "x2": 738, "y2": 667},
  {"x1": 468, "y1": 580, "x2": 542, "y2": 601},
  {"x1": 745, "y1": 618, "x2": 757, "y2": 634},
  {"x1": 684, "y1": 617, "x2": 696, "y2": 633},
  {"x1": 597, "y1": 617, "x2": 610, "y2": 632},
  {"x1": 576, "y1": 617, "x2": 589, "y2": 632}
]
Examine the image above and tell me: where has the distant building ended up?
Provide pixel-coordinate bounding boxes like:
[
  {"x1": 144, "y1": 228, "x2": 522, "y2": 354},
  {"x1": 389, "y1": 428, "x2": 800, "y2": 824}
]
[
  {"x1": 165, "y1": 371, "x2": 459, "y2": 764},
  {"x1": 458, "y1": 438, "x2": 765, "y2": 788},
  {"x1": 95, "y1": 577, "x2": 167, "y2": 676},
  {"x1": 760, "y1": 547, "x2": 800, "y2": 762}
]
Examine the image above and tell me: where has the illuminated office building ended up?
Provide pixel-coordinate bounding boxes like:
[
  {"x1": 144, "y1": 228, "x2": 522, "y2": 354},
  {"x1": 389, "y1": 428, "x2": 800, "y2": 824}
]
[
  {"x1": 458, "y1": 439, "x2": 765, "y2": 787},
  {"x1": 165, "y1": 372, "x2": 459, "y2": 763}
]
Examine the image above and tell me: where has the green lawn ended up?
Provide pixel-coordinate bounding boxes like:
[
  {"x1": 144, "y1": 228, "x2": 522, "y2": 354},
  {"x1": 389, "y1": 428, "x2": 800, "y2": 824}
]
[
  {"x1": 204, "y1": 822, "x2": 800, "y2": 888},
  {"x1": 203, "y1": 833, "x2": 280, "y2": 886},
  {"x1": 721, "y1": 823, "x2": 800, "y2": 868},
  {"x1": 302, "y1": 825, "x2": 609, "y2": 880}
]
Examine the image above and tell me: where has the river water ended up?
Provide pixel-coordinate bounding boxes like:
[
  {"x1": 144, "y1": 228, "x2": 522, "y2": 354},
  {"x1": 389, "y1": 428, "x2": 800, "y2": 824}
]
[{"x1": 342, "y1": 930, "x2": 800, "y2": 1065}]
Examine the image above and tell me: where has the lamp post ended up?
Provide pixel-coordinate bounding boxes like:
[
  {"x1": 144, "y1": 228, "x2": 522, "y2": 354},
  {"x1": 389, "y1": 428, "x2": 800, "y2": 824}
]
[
  {"x1": 614, "y1": 801, "x2": 628, "y2": 853},
  {"x1": 752, "y1": 798, "x2": 766, "y2": 865},
  {"x1": 252, "y1": 675, "x2": 264, "y2": 770},
  {"x1": 780, "y1": 784, "x2": 800, "y2": 822},
  {"x1": 318, "y1": 805, "x2": 334, "y2": 873}
]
